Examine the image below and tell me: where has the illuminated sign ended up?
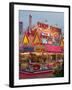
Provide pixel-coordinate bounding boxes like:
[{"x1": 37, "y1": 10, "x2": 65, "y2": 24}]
[
  {"x1": 33, "y1": 32, "x2": 41, "y2": 45},
  {"x1": 35, "y1": 45, "x2": 44, "y2": 52},
  {"x1": 45, "y1": 45, "x2": 63, "y2": 53},
  {"x1": 23, "y1": 34, "x2": 29, "y2": 45},
  {"x1": 37, "y1": 22, "x2": 48, "y2": 29},
  {"x1": 24, "y1": 46, "x2": 34, "y2": 52}
]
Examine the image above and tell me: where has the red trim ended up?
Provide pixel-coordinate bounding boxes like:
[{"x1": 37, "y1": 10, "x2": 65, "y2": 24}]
[{"x1": 19, "y1": 70, "x2": 54, "y2": 79}]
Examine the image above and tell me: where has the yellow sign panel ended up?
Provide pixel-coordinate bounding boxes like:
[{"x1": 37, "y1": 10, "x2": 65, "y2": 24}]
[
  {"x1": 33, "y1": 33, "x2": 41, "y2": 44},
  {"x1": 23, "y1": 34, "x2": 29, "y2": 45}
]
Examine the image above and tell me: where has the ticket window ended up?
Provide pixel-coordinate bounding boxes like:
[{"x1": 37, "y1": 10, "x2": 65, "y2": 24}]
[
  {"x1": 51, "y1": 54, "x2": 56, "y2": 61},
  {"x1": 56, "y1": 54, "x2": 62, "y2": 60}
]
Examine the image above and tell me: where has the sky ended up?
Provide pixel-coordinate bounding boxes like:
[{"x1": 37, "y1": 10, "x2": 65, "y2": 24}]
[{"x1": 19, "y1": 10, "x2": 64, "y2": 32}]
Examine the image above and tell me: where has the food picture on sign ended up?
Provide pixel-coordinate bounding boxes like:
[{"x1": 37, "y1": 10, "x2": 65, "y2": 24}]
[{"x1": 19, "y1": 11, "x2": 64, "y2": 79}]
